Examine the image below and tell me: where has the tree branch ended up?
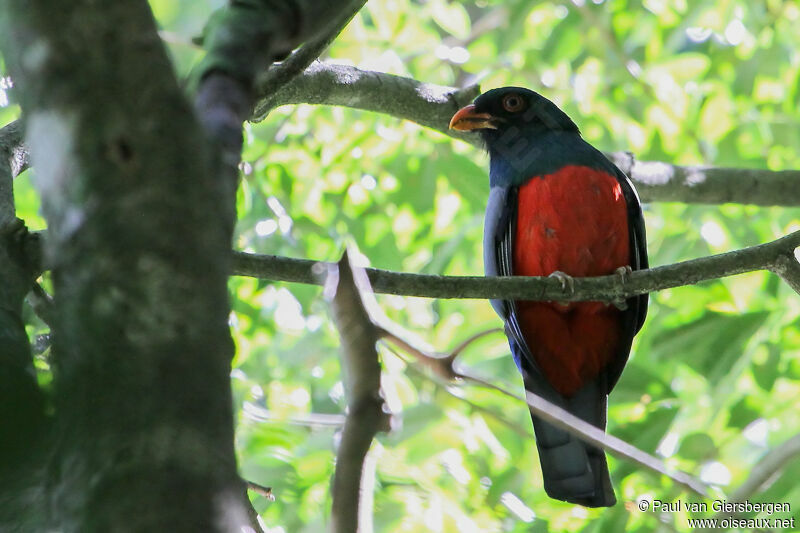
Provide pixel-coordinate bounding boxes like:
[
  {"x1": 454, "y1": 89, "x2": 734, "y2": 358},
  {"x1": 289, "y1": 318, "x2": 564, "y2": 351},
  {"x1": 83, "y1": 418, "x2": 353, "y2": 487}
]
[
  {"x1": 18, "y1": 225, "x2": 800, "y2": 303},
  {"x1": 254, "y1": 63, "x2": 800, "y2": 206},
  {"x1": 194, "y1": 1, "x2": 368, "y2": 158},
  {"x1": 709, "y1": 432, "x2": 800, "y2": 525},
  {"x1": 6, "y1": 63, "x2": 800, "y2": 206},
  {"x1": 505, "y1": 382, "x2": 709, "y2": 497},
  {"x1": 256, "y1": 0, "x2": 366, "y2": 101},
  {"x1": 253, "y1": 62, "x2": 481, "y2": 144},
  {"x1": 232, "y1": 230, "x2": 800, "y2": 301},
  {"x1": 374, "y1": 288, "x2": 710, "y2": 498},
  {"x1": 726, "y1": 432, "x2": 800, "y2": 504},
  {"x1": 768, "y1": 253, "x2": 800, "y2": 295},
  {"x1": 324, "y1": 251, "x2": 390, "y2": 533}
]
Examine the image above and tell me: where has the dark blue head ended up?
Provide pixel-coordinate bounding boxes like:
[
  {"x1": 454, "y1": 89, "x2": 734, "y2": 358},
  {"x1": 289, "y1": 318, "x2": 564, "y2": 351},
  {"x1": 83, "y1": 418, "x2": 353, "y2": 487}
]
[
  {"x1": 450, "y1": 87, "x2": 594, "y2": 186},
  {"x1": 450, "y1": 87, "x2": 578, "y2": 145}
]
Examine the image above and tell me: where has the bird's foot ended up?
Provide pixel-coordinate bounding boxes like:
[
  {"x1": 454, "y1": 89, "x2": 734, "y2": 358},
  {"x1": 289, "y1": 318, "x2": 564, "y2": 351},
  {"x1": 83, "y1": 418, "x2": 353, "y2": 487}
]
[
  {"x1": 611, "y1": 265, "x2": 633, "y2": 310},
  {"x1": 614, "y1": 265, "x2": 633, "y2": 282},
  {"x1": 548, "y1": 270, "x2": 575, "y2": 295}
]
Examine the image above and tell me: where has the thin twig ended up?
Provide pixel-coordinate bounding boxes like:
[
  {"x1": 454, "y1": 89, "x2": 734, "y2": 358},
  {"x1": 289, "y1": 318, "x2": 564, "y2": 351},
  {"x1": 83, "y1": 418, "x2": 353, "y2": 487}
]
[
  {"x1": 463, "y1": 372, "x2": 710, "y2": 498},
  {"x1": 246, "y1": 480, "x2": 275, "y2": 501},
  {"x1": 449, "y1": 328, "x2": 503, "y2": 358},
  {"x1": 381, "y1": 341, "x2": 530, "y2": 438},
  {"x1": 706, "y1": 433, "x2": 800, "y2": 530},
  {"x1": 726, "y1": 432, "x2": 800, "y2": 505},
  {"x1": 378, "y1": 318, "x2": 710, "y2": 498},
  {"x1": 232, "y1": 230, "x2": 800, "y2": 301},
  {"x1": 378, "y1": 326, "x2": 457, "y2": 380}
]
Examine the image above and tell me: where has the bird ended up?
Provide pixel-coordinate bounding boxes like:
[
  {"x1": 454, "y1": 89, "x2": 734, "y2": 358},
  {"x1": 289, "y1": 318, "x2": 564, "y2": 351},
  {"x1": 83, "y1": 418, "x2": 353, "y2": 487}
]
[{"x1": 449, "y1": 87, "x2": 648, "y2": 507}]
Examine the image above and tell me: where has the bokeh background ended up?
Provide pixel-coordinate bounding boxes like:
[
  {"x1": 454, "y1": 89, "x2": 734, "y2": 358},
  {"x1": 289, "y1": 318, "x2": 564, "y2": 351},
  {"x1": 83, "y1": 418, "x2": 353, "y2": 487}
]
[{"x1": 6, "y1": 1, "x2": 800, "y2": 531}]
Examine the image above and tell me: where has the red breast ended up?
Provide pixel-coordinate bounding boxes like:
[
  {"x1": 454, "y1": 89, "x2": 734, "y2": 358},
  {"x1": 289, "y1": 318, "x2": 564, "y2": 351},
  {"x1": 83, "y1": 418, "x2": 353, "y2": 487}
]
[{"x1": 513, "y1": 165, "x2": 629, "y2": 396}]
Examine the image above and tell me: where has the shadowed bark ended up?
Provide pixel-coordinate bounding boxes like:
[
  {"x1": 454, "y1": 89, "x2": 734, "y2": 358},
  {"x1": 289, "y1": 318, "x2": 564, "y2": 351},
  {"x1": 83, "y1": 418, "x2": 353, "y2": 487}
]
[
  {"x1": 0, "y1": 1, "x2": 243, "y2": 530},
  {"x1": 0, "y1": 0, "x2": 376, "y2": 530}
]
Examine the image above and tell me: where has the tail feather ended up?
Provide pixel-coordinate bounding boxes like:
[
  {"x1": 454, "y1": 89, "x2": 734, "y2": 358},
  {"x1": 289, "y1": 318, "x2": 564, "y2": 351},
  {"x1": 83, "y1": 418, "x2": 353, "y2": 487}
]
[{"x1": 523, "y1": 366, "x2": 616, "y2": 507}]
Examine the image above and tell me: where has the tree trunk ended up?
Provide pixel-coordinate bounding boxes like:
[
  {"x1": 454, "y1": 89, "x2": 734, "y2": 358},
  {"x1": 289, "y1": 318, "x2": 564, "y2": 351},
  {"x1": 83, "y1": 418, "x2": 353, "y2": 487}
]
[{"x1": 0, "y1": 2, "x2": 247, "y2": 530}]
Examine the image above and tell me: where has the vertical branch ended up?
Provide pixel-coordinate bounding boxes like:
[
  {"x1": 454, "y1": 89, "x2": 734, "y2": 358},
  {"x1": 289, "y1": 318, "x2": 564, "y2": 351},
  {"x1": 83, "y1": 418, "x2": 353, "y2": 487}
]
[
  {"x1": 0, "y1": 126, "x2": 45, "y2": 529},
  {"x1": 324, "y1": 251, "x2": 389, "y2": 533},
  {"x1": 192, "y1": 4, "x2": 371, "y2": 529}
]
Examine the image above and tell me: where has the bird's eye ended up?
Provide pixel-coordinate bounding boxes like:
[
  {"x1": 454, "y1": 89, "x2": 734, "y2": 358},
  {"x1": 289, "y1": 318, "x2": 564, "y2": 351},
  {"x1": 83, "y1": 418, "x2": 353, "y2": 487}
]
[{"x1": 502, "y1": 94, "x2": 525, "y2": 112}]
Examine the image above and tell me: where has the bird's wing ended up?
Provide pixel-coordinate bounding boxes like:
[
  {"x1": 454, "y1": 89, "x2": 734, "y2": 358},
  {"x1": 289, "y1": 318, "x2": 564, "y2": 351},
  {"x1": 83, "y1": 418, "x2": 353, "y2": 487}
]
[
  {"x1": 613, "y1": 164, "x2": 648, "y2": 329},
  {"x1": 484, "y1": 184, "x2": 538, "y2": 372},
  {"x1": 604, "y1": 162, "x2": 649, "y2": 391}
]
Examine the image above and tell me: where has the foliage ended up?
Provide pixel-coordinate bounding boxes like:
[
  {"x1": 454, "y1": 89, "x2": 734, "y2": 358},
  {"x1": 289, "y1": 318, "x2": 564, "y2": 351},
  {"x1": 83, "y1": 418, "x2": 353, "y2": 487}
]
[{"x1": 6, "y1": 0, "x2": 800, "y2": 531}]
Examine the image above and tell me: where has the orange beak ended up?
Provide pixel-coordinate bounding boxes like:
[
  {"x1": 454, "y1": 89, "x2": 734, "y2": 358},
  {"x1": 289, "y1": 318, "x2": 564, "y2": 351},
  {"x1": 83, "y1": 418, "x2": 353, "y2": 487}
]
[{"x1": 448, "y1": 104, "x2": 497, "y2": 131}]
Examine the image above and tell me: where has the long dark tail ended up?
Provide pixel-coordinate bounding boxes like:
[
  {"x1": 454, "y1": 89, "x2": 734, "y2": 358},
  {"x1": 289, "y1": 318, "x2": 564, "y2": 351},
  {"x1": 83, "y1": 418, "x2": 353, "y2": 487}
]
[{"x1": 522, "y1": 369, "x2": 615, "y2": 507}]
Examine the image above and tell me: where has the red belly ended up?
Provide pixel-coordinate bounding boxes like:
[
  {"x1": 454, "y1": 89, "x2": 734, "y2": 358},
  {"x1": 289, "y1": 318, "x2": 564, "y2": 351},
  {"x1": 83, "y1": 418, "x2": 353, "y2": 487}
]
[{"x1": 513, "y1": 165, "x2": 630, "y2": 396}]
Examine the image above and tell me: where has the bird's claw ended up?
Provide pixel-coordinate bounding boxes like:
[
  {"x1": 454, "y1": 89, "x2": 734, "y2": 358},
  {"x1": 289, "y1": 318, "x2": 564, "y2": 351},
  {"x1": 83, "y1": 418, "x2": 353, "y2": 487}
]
[
  {"x1": 612, "y1": 265, "x2": 633, "y2": 310},
  {"x1": 548, "y1": 270, "x2": 575, "y2": 295},
  {"x1": 614, "y1": 265, "x2": 633, "y2": 282},
  {"x1": 612, "y1": 297, "x2": 628, "y2": 311}
]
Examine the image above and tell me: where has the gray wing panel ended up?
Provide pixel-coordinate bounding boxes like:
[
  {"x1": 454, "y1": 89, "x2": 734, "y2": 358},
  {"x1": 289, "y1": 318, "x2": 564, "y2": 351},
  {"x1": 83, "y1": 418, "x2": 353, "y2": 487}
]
[
  {"x1": 484, "y1": 186, "x2": 510, "y2": 318},
  {"x1": 485, "y1": 186, "x2": 537, "y2": 368}
]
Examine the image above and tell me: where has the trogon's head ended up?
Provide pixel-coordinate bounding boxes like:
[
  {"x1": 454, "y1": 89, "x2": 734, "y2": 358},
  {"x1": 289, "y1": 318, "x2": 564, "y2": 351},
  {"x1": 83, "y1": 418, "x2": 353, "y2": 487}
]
[{"x1": 449, "y1": 86, "x2": 579, "y2": 147}]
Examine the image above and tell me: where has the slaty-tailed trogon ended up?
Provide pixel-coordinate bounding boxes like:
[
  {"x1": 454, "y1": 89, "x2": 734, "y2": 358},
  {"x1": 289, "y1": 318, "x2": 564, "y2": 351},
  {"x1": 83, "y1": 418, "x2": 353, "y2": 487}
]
[{"x1": 449, "y1": 87, "x2": 648, "y2": 507}]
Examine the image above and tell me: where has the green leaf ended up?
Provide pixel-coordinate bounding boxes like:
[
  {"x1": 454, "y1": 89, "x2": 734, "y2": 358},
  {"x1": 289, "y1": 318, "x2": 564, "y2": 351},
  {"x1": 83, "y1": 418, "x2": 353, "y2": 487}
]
[
  {"x1": 651, "y1": 53, "x2": 711, "y2": 81},
  {"x1": 677, "y1": 432, "x2": 717, "y2": 461},
  {"x1": 699, "y1": 89, "x2": 734, "y2": 142},
  {"x1": 613, "y1": 405, "x2": 679, "y2": 479},
  {"x1": 429, "y1": 0, "x2": 471, "y2": 39},
  {"x1": 649, "y1": 311, "x2": 769, "y2": 386},
  {"x1": 752, "y1": 344, "x2": 781, "y2": 391},
  {"x1": 727, "y1": 395, "x2": 761, "y2": 430}
]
